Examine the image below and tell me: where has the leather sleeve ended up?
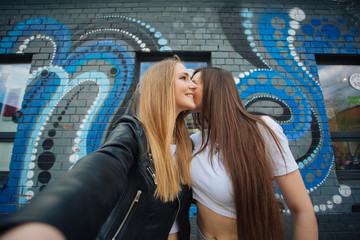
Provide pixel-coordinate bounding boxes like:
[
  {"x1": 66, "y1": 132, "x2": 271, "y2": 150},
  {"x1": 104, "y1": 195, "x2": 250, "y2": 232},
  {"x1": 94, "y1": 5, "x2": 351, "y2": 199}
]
[{"x1": 0, "y1": 116, "x2": 140, "y2": 240}]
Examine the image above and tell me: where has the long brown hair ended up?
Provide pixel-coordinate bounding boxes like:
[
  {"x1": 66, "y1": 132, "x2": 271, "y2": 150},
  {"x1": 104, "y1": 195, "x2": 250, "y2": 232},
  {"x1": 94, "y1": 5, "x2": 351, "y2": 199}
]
[
  {"x1": 193, "y1": 67, "x2": 285, "y2": 240},
  {"x1": 138, "y1": 56, "x2": 192, "y2": 202}
]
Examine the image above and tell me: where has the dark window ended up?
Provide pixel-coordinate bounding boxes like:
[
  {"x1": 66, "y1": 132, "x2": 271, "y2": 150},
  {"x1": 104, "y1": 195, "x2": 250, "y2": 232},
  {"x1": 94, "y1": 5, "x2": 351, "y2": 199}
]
[
  {"x1": 0, "y1": 54, "x2": 32, "y2": 187},
  {"x1": 316, "y1": 54, "x2": 360, "y2": 181}
]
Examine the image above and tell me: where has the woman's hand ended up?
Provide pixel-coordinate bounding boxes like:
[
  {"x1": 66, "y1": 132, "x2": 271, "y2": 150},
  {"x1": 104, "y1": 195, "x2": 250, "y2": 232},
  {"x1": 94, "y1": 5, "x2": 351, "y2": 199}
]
[{"x1": 0, "y1": 223, "x2": 65, "y2": 240}]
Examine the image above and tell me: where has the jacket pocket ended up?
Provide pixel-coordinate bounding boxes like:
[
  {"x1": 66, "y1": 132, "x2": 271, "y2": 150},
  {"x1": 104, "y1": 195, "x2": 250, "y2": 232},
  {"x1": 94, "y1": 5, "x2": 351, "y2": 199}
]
[{"x1": 112, "y1": 190, "x2": 142, "y2": 240}]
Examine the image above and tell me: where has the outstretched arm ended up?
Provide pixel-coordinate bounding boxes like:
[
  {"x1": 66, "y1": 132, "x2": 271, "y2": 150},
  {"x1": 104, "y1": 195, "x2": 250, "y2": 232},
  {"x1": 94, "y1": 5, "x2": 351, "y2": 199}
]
[
  {"x1": 0, "y1": 117, "x2": 140, "y2": 240},
  {"x1": 275, "y1": 169, "x2": 318, "y2": 240}
]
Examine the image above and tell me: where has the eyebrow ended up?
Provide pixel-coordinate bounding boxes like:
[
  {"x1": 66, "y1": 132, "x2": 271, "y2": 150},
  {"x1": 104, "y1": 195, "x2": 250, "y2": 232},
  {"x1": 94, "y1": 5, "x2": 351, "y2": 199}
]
[{"x1": 177, "y1": 71, "x2": 190, "y2": 76}]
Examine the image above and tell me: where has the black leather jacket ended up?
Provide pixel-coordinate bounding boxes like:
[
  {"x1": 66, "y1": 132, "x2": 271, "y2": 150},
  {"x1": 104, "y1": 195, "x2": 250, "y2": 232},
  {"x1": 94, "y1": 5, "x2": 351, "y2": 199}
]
[{"x1": 0, "y1": 116, "x2": 192, "y2": 240}]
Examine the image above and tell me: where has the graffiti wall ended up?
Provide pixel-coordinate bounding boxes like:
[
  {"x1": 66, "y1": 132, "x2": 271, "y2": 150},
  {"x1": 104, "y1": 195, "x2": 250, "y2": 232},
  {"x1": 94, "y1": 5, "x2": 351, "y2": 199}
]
[{"x1": 0, "y1": 0, "x2": 359, "y2": 237}]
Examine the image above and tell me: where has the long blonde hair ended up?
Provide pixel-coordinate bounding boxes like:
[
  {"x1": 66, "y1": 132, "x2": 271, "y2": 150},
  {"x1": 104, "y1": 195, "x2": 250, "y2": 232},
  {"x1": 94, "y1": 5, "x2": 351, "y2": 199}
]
[{"x1": 138, "y1": 57, "x2": 192, "y2": 202}]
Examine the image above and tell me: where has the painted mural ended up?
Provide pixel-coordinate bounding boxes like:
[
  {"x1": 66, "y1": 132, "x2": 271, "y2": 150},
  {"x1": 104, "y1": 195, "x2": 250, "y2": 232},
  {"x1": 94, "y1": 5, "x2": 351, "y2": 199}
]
[
  {"x1": 0, "y1": 6, "x2": 358, "y2": 216},
  {"x1": 231, "y1": 7, "x2": 358, "y2": 214},
  {"x1": 0, "y1": 16, "x2": 172, "y2": 212}
]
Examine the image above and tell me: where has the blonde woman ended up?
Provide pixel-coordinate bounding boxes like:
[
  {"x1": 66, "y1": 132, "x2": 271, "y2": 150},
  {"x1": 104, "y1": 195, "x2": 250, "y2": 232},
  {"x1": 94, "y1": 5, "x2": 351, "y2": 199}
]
[{"x1": 0, "y1": 57, "x2": 197, "y2": 240}]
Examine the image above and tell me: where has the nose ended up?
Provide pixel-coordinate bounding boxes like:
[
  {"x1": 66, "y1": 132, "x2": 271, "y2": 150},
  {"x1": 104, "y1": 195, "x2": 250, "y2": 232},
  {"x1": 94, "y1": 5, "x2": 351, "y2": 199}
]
[{"x1": 189, "y1": 80, "x2": 197, "y2": 89}]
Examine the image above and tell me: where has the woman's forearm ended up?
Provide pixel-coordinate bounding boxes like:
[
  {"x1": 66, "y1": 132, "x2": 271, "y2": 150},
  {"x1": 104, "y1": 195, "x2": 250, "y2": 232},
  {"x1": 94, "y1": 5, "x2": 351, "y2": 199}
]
[
  {"x1": 275, "y1": 170, "x2": 318, "y2": 240},
  {"x1": 292, "y1": 211, "x2": 318, "y2": 240}
]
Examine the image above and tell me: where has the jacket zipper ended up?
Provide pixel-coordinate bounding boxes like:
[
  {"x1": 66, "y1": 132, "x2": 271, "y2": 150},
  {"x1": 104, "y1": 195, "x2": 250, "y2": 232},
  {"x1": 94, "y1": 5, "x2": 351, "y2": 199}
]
[
  {"x1": 174, "y1": 196, "x2": 180, "y2": 224},
  {"x1": 146, "y1": 166, "x2": 158, "y2": 185},
  {"x1": 166, "y1": 196, "x2": 181, "y2": 237},
  {"x1": 112, "y1": 190, "x2": 142, "y2": 240},
  {"x1": 146, "y1": 153, "x2": 158, "y2": 185},
  {"x1": 146, "y1": 152, "x2": 180, "y2": 234}
]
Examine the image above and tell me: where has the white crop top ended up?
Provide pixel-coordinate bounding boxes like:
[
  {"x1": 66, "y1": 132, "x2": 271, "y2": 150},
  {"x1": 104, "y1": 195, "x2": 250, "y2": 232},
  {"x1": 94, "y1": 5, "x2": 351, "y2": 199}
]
[{"x1": 190, "y1": 116, "x2": 298, "y2": 218}]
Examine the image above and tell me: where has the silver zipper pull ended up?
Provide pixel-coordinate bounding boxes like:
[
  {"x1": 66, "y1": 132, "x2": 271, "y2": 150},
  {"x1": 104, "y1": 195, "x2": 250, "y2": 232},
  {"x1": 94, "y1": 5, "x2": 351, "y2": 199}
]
[
  {"x1": 135, "y1": 190, "x2": 142, "y2": 202},
  {"x1": 149, "y1": 153, "x2": 153, "y2": 162},
  {"x1": 146, "y1": 167, "x2": 158, "y2": 185},
  {"x1": 112, "y1": 190, "x2": 142, "y2": 240}
]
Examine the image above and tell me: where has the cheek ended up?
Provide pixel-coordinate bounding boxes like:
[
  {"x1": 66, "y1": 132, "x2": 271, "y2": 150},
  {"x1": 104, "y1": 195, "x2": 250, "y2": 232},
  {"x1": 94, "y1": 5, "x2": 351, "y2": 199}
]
[{"x1": 194, "y1": 88, "x2": 203, "y2": 107}]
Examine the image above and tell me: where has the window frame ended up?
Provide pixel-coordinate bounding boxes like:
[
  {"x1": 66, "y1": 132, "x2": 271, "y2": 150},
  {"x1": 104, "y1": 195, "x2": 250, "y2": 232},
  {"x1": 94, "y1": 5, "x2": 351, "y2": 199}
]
[
  {"x1": 315, "y1": 53, "x2": 360, "y2": 181},
  {"x1": 0, "y1": 54, "x2": 32, "y2": 188},
  {"x1": 135, "y1": 52, "x2": 211, "y2": 81}
]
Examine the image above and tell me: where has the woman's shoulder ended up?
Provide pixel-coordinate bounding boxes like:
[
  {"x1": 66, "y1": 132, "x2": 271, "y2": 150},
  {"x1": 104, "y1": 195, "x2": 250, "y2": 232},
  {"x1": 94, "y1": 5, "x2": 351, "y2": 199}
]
[
  {"x1": 112, "y1": 115, "x2": 143, "y2": 131},
  {"x1": 258, "y1": 115, "x2": 284, "y2": 132},
  {"x1": 190, "y1": 130, "x2": 205, "y2": 150},
  {"x1": 190, "y1": 130, "x2": 202, "y2": 142},
  {"x1": 113, "y1": 115, "x2": 140, "y2": 125},
  {"x1": 105, "y1": 115, "x2": 146, "y2": 144},
  {"x1": 257, "y1": 115, "x2": 288, "y2": 143},
  {"x1": 259, "y1": 115, "x2": 278, "y2": 127}
]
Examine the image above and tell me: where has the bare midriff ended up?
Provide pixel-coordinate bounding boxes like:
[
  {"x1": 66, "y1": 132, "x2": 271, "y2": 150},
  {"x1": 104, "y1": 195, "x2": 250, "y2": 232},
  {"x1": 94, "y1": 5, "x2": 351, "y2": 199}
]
[
  {"x1": 168, "y1": 233, "x2": 179, "y2": 240},
  {"x1": 196, "y1": 202, "x2": 238, "y2": 240}
]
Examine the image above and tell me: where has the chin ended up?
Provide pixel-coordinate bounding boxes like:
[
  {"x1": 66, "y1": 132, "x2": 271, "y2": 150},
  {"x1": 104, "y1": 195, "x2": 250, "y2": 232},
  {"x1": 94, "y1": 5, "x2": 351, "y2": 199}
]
[
  {"x1": 187, "y1": 104, "x2": 197, "y2": 110},
  {"x1": 194, "y1": 106, "x2": 201, "y2": 112}
]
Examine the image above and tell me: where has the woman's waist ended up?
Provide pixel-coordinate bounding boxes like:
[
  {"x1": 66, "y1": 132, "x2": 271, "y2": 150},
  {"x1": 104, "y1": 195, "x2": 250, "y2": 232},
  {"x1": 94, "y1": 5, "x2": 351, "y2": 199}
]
[{"x1": 196, "y1": 202, "x2": 237, "y2": 240}]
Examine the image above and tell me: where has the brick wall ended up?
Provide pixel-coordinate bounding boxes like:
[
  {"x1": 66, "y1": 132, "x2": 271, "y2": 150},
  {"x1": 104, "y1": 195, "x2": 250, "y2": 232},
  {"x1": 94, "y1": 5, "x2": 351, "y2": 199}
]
[{"x1": 0, "y1": 0, "x2": 359, "y2": 239}]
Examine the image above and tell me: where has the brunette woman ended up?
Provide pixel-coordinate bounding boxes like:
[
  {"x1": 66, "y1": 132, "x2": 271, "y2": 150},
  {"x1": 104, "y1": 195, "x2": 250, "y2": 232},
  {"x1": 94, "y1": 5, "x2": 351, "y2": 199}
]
[
  {"x1": 190, "y1": 67, "x2": 318, "y2": 240},
  {"x1": 0, "y1": 57, "x2": 197, "y2": 240}
]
